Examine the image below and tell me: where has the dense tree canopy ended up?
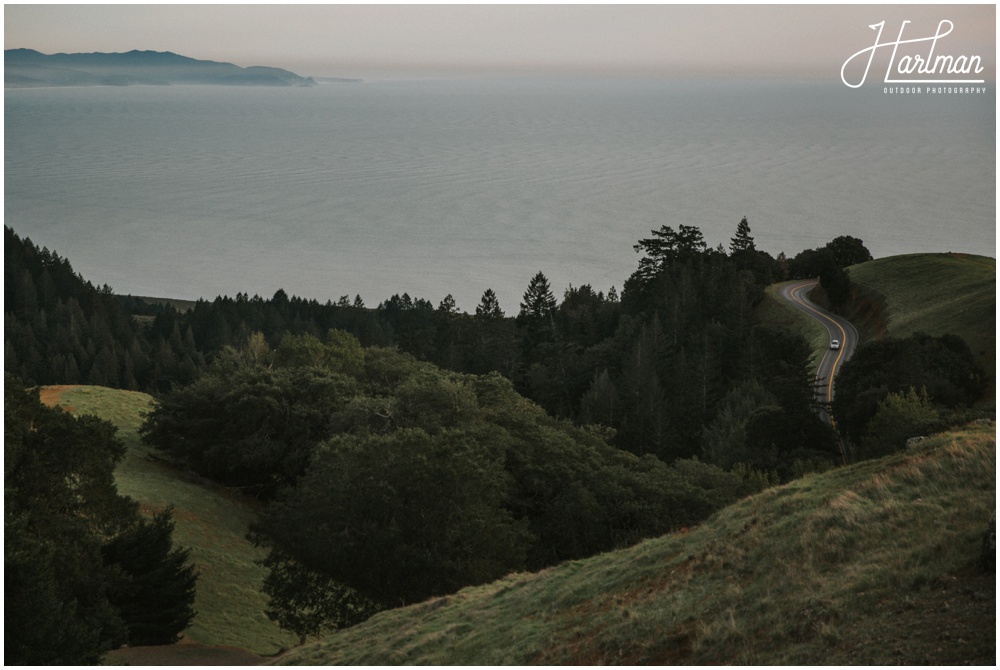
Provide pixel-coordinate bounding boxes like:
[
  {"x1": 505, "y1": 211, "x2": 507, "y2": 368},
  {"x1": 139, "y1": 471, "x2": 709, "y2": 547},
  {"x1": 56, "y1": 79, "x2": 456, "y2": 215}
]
[
  {"x1": 833, "y1": 332, "x2": 988, "y2": 444},
  {"x1": 5, "y1": 227, "x2": 204, "y2": 391},
  {"x1": 143, "y1": 332, "x2": 766, "y2": 632},
  {"x1": 787, "y1": 235, "x2": 873, "y2": 280}
]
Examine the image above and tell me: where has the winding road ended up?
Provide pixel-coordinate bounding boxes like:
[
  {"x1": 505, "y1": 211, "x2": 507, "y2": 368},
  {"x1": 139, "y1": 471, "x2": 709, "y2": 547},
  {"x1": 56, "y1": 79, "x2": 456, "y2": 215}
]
[{"x1": 779, "y1": 280, "x2": 859, "y2": 462}]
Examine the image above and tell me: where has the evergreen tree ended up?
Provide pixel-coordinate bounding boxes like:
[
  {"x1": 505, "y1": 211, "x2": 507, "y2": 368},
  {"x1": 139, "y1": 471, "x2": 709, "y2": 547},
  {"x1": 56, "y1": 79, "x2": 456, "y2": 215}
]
[
  {"x1": 518, "y1": 271, "x2": 557, "y2": 322},
  {"x1": 517, "y1": 272, "x2": 558, "y2": 365},
  {"x1": 632, "y1": 224, "x2": 707, "y2": 280},
  {"x1": 475, "y1": 288, "x2": 505, "y2": 319},
  {"x1": 580, "y1": 369, "x2": 617, "y2": 427},
  {"x1": 437, "y1": 294, "x2": 458, "y2": 314},
  {"x1": 102, "y1": 509, "x2": 198, "y2": 645},
  {"x1": 729, "y1": 215, "x2": 756, "y2": 254}
]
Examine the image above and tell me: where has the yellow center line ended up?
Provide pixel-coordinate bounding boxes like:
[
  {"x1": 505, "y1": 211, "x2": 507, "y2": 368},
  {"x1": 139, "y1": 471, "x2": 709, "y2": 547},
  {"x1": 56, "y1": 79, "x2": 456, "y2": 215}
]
[
  {"x1": 787, "y1": 280, "x2": 850, "y2": 465},
  {"x1": 788, "y1": 281, "x2": 848, "y2": 404}
]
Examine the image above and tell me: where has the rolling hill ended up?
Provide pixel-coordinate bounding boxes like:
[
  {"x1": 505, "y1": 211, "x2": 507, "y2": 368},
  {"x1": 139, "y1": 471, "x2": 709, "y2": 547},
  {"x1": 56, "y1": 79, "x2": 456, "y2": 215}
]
[
  {"x1": 40, "y1": 384, "x2": 994, "y2": 665},
  {"x1": 5, "y1": 48, "x2": 315, "y2": 88},
  {"x1": 847, "y1": 253, "x2": 995, "y2": 375},
  {"x1": 38, "y1": 385, "x2": 295, "y2": 661},
  {"x1": 759, "y1": 252, "x2": 994, "y2": 387},
  {"x1": 269, "y1": 420, "x2": 994, "y2": 665},
  {"x1": 33, "y1": 252, "x2": 994, "y2": 664}
]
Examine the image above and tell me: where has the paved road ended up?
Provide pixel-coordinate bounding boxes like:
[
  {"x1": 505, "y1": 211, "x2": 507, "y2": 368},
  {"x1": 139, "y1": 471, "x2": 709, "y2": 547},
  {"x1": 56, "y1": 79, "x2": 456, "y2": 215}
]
[{"x1": 779, "y1": 280, "x2": 859, "y2": 462}]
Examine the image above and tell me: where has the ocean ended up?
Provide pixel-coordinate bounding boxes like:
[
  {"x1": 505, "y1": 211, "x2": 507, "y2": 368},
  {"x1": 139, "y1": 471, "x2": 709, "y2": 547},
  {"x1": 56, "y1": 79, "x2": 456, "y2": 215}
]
[{"x1": 4, "y1": 78, "x2": 995, "y2": 313}]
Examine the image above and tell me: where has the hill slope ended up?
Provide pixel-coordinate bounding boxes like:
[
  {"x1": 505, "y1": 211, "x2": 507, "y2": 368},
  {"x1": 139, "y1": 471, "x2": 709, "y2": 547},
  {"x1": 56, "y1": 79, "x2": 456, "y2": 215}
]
[
  {"x1": 847, "y1": 252, "x2": 995, "y2": 373},
  {"x1": 759, "y1": 253, "x2": 995, "y2": 390},
  {"x1": 273, "y1": 421, "x2": 995, "y2": 665},
  {"x1": 39, "y1": 385, "x2": 294, "y2": 657},
  {"x1": 5, "y1": 48, "x2": 315, "y2": 87}
]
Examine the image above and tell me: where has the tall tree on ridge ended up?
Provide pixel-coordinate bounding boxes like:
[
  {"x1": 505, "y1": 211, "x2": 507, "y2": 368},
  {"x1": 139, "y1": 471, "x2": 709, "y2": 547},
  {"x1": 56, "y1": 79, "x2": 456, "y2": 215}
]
[
  {"x1": 517, "y1": 271, "x2": 558, "y2": 354},
  {"x1": 729, "y1": 216, "x2": 756, "y2": 254}
]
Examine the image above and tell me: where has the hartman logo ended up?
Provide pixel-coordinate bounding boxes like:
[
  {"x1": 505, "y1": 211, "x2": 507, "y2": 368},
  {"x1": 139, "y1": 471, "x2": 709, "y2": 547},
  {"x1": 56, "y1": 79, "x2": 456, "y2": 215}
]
[{"x1": 841, "y1": 19, "x2": 986, "y2": 89}]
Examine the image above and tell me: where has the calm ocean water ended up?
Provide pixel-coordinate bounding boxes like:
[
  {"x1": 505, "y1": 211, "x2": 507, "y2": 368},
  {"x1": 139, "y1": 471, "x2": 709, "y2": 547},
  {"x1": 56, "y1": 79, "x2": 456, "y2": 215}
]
[{"x1": 5, "y1": 79, "x2": 995, "y2": 312}]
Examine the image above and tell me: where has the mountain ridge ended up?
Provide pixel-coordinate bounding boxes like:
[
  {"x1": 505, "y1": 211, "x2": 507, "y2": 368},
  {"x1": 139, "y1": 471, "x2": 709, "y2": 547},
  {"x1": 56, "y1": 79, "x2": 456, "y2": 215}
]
[{"x1": 4, "y1": 48, "x2": 316, "y2": 88}]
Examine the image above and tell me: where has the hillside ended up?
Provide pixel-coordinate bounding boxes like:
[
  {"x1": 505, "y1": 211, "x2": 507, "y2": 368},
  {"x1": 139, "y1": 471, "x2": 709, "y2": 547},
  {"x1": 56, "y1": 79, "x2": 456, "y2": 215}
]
[
  {"x1": 38, "y1": 385, "x2": 295, "y2": 659},
  {"x1": 25, "y1": 250, "x2": 994, "y2": 665},
  {"x1": 5, "y1": 48, "x2": 315, "y2": 87},
  {"x1": 37, "y1": 385, "x2": 995, "y2": 665},
  {"x1": 847, "y1": 253, "x2": 995, "y2": 375},
  {"x1": 273, "y1": 421, "x2": 995, "y2": 665}
]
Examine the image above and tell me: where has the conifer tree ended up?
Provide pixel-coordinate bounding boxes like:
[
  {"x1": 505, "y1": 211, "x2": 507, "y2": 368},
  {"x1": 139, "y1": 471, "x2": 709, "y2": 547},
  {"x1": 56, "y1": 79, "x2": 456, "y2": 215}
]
[
  {"x1": 729, "y1": 216, "x2": 756, "y2": 254},
  {"x1": 102, "y1": 509, "x2": 198, "y2": 645},
  {"x1": 475, "y1": 288, "x2": 504, "y2": 320},
  {"x1": 518, "y1": 272, "x2": 557, "y2": 322}
]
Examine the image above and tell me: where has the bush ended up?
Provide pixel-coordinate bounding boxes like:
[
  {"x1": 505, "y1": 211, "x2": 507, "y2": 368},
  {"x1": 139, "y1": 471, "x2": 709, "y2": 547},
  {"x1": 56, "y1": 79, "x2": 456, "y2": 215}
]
[{"x1": 859, "y1": 387, "x2": 940, "y2": 459}]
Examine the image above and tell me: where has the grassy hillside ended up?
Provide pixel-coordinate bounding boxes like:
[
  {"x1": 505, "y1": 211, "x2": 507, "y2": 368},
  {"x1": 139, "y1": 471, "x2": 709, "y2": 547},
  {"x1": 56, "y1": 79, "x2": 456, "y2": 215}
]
[
  {"x1": 273, "y1": 421, "x2": 995, "y2": 665},
  {"x1": 847, "y1": 253, "x2": 995, "y2": 373},
  {"x1": 759, "y1": 253, "x2": 994, "y2": 385},
  {"x1": 39, "y1": 386, "x2": 295, "y2": 657}
]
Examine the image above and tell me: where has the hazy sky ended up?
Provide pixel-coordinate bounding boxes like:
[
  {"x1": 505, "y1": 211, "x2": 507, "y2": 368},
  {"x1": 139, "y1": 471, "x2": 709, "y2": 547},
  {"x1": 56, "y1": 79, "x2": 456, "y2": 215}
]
[{"x1": 4, "y1": 4, "x2": 996, "y2": 80}]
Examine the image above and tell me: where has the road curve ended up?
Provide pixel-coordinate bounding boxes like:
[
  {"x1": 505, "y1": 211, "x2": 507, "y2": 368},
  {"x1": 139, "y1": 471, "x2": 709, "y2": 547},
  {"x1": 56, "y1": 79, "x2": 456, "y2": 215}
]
[
  {"x1": 779, "y1": 280, "x2": 859, "y2": 462},
  {"x1": 779, "y1": 280, "x2": 859, "y2": 405}
]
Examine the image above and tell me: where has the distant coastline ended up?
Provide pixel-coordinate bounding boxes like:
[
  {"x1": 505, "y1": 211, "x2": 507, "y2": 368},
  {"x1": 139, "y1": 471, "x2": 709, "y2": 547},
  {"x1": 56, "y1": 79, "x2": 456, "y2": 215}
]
[
  {"x1": 312, "y1": 76, "x2": 363, "y2": 84},
  {"x1": 4, "y1": 48, "x2": 317, "y2": 88}
]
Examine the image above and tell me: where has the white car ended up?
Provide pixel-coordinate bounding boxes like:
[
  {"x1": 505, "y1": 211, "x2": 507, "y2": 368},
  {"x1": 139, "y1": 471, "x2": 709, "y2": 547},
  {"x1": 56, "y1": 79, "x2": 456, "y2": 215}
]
[{"x1": 830, "y1": 339, "x2": 841, "y2": 350}]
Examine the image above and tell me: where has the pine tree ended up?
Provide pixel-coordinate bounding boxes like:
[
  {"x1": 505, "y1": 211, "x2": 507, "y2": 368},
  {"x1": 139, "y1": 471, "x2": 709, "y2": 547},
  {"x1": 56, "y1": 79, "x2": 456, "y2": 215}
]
[
  {"x1": 518, "y1": 272, "x2": 556, "y2": 322},
  {"x1": 729, "y1": 216, "x2": 756, "y2": 254},
  {"x1": 517, "y1": 272, "x2": 558, "y2": 359},
  {"x1": 102, "y1": 509, "x2": 198, "y2": 645},
  {"x1": 475, "y1": 288, "x2": 504, "y2": 320}
]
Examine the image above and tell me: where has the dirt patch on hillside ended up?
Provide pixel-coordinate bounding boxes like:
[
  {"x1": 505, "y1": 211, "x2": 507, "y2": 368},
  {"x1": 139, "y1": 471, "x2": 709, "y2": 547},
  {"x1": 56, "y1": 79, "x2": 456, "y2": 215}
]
[{"x1": 39, "y1": 384, "x2": 81, "y2": 412}]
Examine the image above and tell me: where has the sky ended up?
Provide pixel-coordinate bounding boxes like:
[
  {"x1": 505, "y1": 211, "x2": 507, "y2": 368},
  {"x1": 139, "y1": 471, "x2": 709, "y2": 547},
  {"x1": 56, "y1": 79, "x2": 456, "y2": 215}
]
[{"x1": 4, "y1": 4, "x2": 996, "y2": 80}]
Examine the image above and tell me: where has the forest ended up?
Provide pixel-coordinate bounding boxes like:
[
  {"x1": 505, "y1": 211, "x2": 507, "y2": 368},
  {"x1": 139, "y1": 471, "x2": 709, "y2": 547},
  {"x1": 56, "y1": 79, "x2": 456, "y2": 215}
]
[
  {"x1": 6, "y1": 221, "x2": 872, "y2": 466},
  {"x1": 5, "y1": 219, "x2": 987, "y2": 648}
]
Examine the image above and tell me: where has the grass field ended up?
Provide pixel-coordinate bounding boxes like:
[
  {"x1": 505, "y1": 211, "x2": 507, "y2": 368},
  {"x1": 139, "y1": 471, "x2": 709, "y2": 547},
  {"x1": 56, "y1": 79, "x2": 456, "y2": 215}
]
[
  {"x1": 759, "y1": 254, "x2": 994, "y2": 385},
  {"x1": 847, "y1": 253, "x2": 995, "y2": 374},
  {"x1": 40, "y1": 386, "x2": 296, "y2": 659},
  {"x1": 273, "y1": 421, "x2": 995, "y2": 665}
]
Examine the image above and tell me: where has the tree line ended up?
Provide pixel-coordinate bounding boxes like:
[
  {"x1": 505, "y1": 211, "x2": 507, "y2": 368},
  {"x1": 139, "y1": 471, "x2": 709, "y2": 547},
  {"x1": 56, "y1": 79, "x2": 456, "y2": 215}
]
[{"x1": 6, "y1": 221, "x2": 871, "y2": 472}]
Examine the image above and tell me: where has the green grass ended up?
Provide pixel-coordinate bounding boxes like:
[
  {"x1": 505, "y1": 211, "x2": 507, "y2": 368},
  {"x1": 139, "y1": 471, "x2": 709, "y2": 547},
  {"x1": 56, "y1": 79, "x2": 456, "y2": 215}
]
[
  {"x1": 44, "y1": 385, "x2": 296, "y2": 655},
  {"x1": 847, "y1": 253, "x2": 995, "y2": 373},
  {"x1": 273, "y1": 421, "x2": 995, "y2": 665},
  {"x1": 760, "y1": 255, "x2": 995, "y2": 385}
]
